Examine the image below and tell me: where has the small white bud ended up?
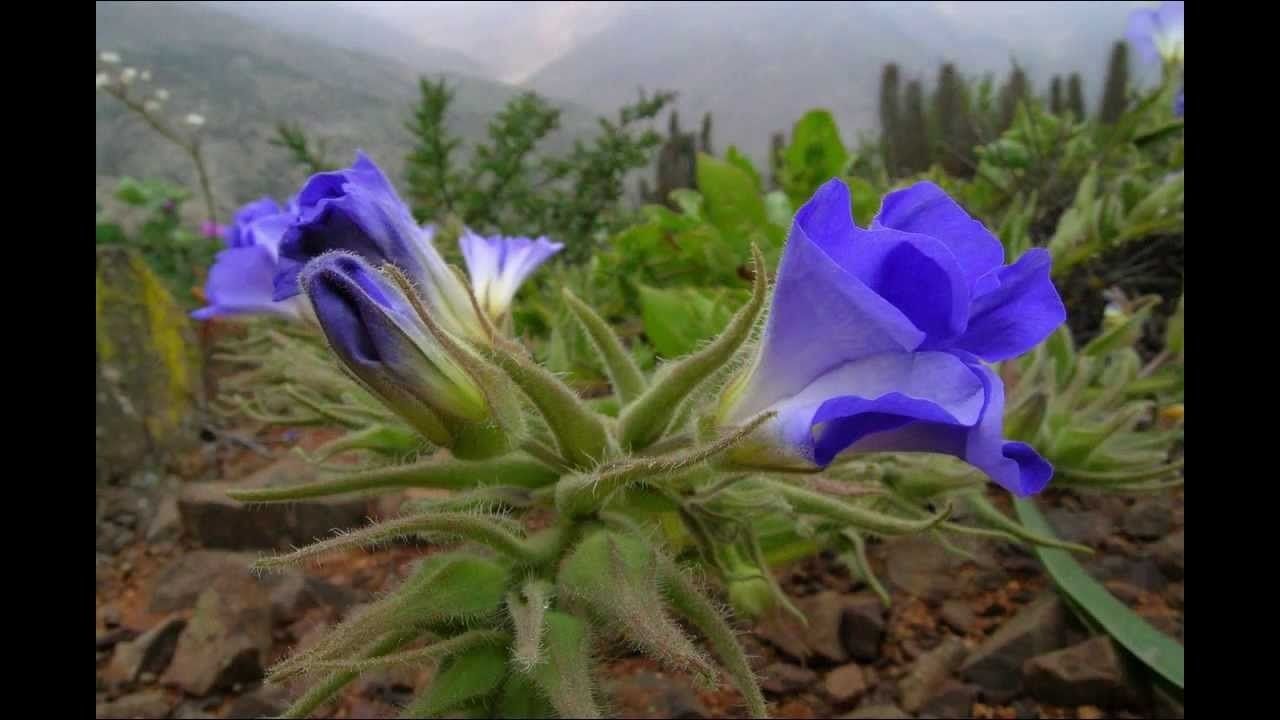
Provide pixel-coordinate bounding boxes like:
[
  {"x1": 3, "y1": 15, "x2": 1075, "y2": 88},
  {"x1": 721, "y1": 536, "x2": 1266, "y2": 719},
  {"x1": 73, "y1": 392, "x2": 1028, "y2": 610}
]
[
  {"x1": 96, "y1": 72, "x2": 110, "y2": 89},
  {"x1": 120, "y1": 67, "x2": 138, "y2": 84},
  {"x1": 185, "y1": 113, "x2": 206, "y2": 127},
  {"x1": 144, "y1": 100, "x2": 161, "y2": 112},
  {"x1": 99, "y1": 51, "x2": 121, "y2": 64},
  {"x1": 154, "y1": 88, "x2": 170, "y2": 101},
  {"x1": 140, "y1": 69, "x2": 152, "y2": 82}
]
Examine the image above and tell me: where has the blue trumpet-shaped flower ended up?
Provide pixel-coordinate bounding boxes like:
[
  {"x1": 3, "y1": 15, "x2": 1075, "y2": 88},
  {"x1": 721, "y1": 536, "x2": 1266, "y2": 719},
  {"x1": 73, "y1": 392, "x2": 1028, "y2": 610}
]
[
  {"x1": 720, "y1": 179, "x2": 1066, "y2": 496},
  {"x1": 459, "y1": 230, "x2": 564, "y2": 321},
  {"x1": 300, "y1": 252, "x2": 488, "y2": 445},
  {"x1": 1127, "y1": 1, "x2": 1184, "y2": 66},
  {"x1": 1173, "y1": 85, "x2": 1184, "y2": 117},
  {"x1": 274, "y1": 152, "x2": 488, "y2": 343},
  {"x1": 192, "y1": 197, "x2": 305, "y2": 321}
]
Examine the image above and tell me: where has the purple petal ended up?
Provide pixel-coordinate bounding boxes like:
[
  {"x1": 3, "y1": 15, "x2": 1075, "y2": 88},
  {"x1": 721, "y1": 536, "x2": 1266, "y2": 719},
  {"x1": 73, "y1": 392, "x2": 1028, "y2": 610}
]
[
  {"x1": 846, "y1": 360, "x2": 1053, "y2": 496},
  {"x1": 275, "y1": 151, "x2": 426, "y2": 301},
  {"x1": 871, "y1": 182, "x2": 1005, "y2": 292},
  {"x1": 952, "y1": 248, "x2": 1066, "y2": 362},
  {"x1": 761, "y1": 351, "x2": 987, "y2": 465},
  {"x1": 192, "y1": 245, "x2": 298, "y2": 320},
  {"x1": 225, "y1": 198, "x2": 283, "y2": 248},
  {"x1": 732, "y1": 186, "x2": 927, "y2": 417}
]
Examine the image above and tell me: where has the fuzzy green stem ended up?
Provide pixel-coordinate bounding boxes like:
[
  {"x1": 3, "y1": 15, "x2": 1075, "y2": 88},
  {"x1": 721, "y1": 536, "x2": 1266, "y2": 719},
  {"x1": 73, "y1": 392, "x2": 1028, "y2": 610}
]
[
  {"x1": 310, "y1": 629, "x2": 511, "y2": 673},
  {"x1": 278, "y1": 630, "x2": 417, "y2": 719},
  {"x1": 962, "y1": 492, "x2": 1095, "y2": 554},
  {"x1": 228, "y1": 455, "x2": 558, "y2": 503},
  {"x1": 563, "y1": 288, "x2": 647, "y2": 406},
  {"x1": 770, "y1": 480, "x2": 953, "y2": 535},
  {"x1": 252, "y1": 512, "x2": 539, "y2": 569},
  {"x1": 661, "y1": 560, "x2": 769, "y2": 719},
  {"x1": 618, "y1": 246, "x2": 768, "y2": 451},
  {"x1": 840, "y1": 529, "x2": 890, "y2": 607}
]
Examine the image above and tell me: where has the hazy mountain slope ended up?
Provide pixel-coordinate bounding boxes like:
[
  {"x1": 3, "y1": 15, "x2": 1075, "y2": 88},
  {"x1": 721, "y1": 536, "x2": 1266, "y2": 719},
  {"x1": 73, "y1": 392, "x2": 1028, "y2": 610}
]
[
  {"x1": 201, "y1": 1, "x2": 495, "y2": 80},
  {"x1": 95, "y1": 1, "x2": 599, "y2": 218},
  {"x1": 525, "y1": 1, "x2": 1145, "y2": 164}
]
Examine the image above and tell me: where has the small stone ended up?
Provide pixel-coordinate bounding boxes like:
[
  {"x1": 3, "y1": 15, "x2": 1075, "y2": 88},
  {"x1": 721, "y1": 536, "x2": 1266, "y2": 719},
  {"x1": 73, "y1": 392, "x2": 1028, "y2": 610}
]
[
  {"x1": 1152, "y1": 529, "x2": 1184, "y2": 581},
  {"x1": 1012, "y1": 699, "x2": 1039, "y2": 718},
  {"x1": 800, "y1": 591, "x2": 854, "y2": 663},
  {"x1": 898, "y1": 635, "x2": 968, "y2": 713},
  {"x1": 226, "y1": 683, "x2": 292, "y2": 718},
  {"x1": 825, "y1": 663, "x2": 868, "y2": 704},
  {"x1": 1078, "y1": 706, "x2": 1103, "y2": 720},
  {"x1": 1044, "y1": 509, "x2": 1114, "y2": 546},
  {"x1": 1022, "y1": 636, "x2": 1135, "y2": 707},
  {"x1": 884, "y1": 536, "x2": 959, "y2": 600},
  {"x1": 139, "y1": 672, "x2": 156, "y2": 684},
  {"x1": 841, "y1": 704, "x2": 911, "y2": 719},
  {"x1": 97, "y1": 627, "x2": 140, "y2": 651},
  {"x1": 162, "y1": 581, "x2": 273, "y2": 696},
  {"x1": 1165, "y1": 582, "x2": 1184, "y2": 609},
  {"x1": 760, "y1": 663, "x2": 818, "y2": 694},
  {"x1": 104, "y1": 616, "x2": 186, "y2": 689},
  {"x1": 940, "y1": 601, "x2": 976, "y2": 635},
  {"x1": 101, "y1": 605, "x2": 122, "y2": 628},
  {"x1": 149, "y1": 551, "x2": 255, "y2": 613},
  {"x1": 96, "y1": 690, "x2": 174, "y2": 719},
  {"x1": 1122, "y1": 500, "x2": 1173, "y2": 541},
  {"x1": 178, "y1": 458, "x2": 370, "y2": 550},
  {"x1": 919, "y1": 679, "x2": 980, "y2": 719},
  {"x1": 145, "y1": 496, "x2": 182, "y2": 544},
  {"x1": 841, "y1": 594, "x2": 887, "y2": 661},
  {"x1": 605, "y1": 670, "x2": 706, "y2": 719},
  {"x1": 959, "y1": 595, "x2": 1066, "y2": 702}
]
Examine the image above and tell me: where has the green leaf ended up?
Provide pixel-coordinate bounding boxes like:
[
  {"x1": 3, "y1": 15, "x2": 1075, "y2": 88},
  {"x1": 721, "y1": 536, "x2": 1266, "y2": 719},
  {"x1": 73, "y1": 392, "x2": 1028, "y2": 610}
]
[
  {"x1": 763, "y1": 191, "x2": 794, "y2": 229},
  {"x1": 403, "y1": 643, "x2": 509, "y2": 718},
  {"x1": 843, "y1": 175, "x2": 880, "y2": 225},
  {"x1": 1013, "y1": 498, "x2": 1184, "y2": 690},
  {"x1": 696, "y1": 153, "x2": 768, "y2": 253},
  {"x1": 782, "y1": 109, "x2": 848, "y2": 206},
  {"x1": 725, "y1": 145, "x2": 763, "y2": 193},
  {"x1": 527, "y1": 611, "x2": 602, "y2": 718},
  {"x1": 637, "y1": 285, "x2": 740, "y2": 359}
]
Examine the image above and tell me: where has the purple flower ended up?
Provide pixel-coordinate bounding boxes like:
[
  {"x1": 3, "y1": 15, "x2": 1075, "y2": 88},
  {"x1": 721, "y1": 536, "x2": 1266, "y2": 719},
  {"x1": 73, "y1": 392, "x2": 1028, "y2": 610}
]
[
  {"x1": 1127, "y1": 1, "x2": 1184, "y2": 65},
  {"x1": 1173, "y1": 86, "x2": 1184, "y2": 117},
  {"x1": 299, "y1": 252, "x2": 487, "y2": 445},
  {"x1": 223, "y1": 198, "x2": 285, "y2": 248},
  {"x1": 192, "y1": 198, "x2": 303, "y2": 321},
  {"x1": 719, "y1": 179, "x2": 1066, "y2": 496},
  {"x1": 274, "y1": 152, "x2": 486, "y2": 343},
  {"x1": 459, "y1": 230, "x2": 564, "y2": 320}
]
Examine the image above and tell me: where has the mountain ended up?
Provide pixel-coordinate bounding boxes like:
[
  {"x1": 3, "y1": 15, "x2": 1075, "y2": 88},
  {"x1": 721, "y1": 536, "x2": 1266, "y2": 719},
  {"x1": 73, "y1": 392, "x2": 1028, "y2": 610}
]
[
  {"x1": 199, "y1": 1, "x2": 495, "y2": 80},
  {"x1": 524, "y1": 0, "x2": 1149, "y2": 165},
  {"x1": 95, "y1": 1, "x2": 599, "y2": 220}
]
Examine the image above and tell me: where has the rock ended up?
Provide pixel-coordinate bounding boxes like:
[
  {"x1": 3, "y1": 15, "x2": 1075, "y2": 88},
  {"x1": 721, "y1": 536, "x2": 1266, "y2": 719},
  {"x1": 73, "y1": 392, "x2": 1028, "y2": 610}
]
[
  {"x1": 146, "y1": 496, "x2": 182, "y2": 544},
  {"x1": 898, "y1": 635, "x2": 968, "y2": 713},
  {"x1": 96, "y1": 245, "x2": 201, "y2": 486},
  {"x1": 825, "y1": 663, "x2": 869, "y2": 704},
  {"x1": 163, "y1": 581, "x2": 273, "y2": 696},
  {"x1": 802, "y1": 591, "x2": 854, "y2": 662},
  {"x1": 1152, "y1": 686, "x2": 1184, "y2": 719},
  {"x1": 1152, "y1": 529, "x2": 1184, "y2": 581},
  {"x1": 226, "y1": 683, "x2": 293, "y2": 719},
  {"x1": 918, "y1": 679, "x2": 980, "y2": 719},
  {"x1": 606, "y1": 670, "x2": 706, "y2": 719},
  {"x1": 940, "y1": 601, "x2": 977, "y2": 635},
  {"x1": 841, "y1": 594, "x2": 887, "y2": 661},
  {"x1": 883, "y1": 536, "x2": 959, "y2": 600},
  {"x1": 105, "y1": 616, "x2": 187, "y2": 688},
  {"x1": 1012, "y1": 699, "x2": 1040, "y2": 718},
  {"x1": 1122, "y1": 500, "x2": 1173, "y2": 541},
  {"x1": 269, "y1": 574, "x2": 361, "y2": 624},
  {"x1": 1165, "y1": 582, "x2": 1184, "y2": 609},
  {"x1": 755, "y1": 611, "x2": 810, "y2": 661},
  {"x1": 178, "y1": 458, "x2": 371, "y2": 550},
  {"x1": 1023, "y1": 635, "x2": 1134, "y2": 707},
  {"x1": 1088, "y1": 556, "x2": 1167, "y2": 594},
  {"x1": 149, "y1": 551, "x2": 255, "y2": 613},
  {"x1": 760, "y1": 663, "x2": 817, "y2": 694},
  {"x1": 958, "y1": 594, "x2": 1065, "y2": 702},
  {"x1": 96, "y1": 690, "x2": 174, "y2": 719},
  {"x1": 841, "y1": 704, "x2": 912, "y2": 719},
  {"x1": 1044, "y1": 509, "x2": 1114, "y2": 546},
  {"x1": 101, "y1": 605, "x2": 123, "y2": 628},
  {"x1": 98, "y1": 627, "x2": 140, "y2": 651}
]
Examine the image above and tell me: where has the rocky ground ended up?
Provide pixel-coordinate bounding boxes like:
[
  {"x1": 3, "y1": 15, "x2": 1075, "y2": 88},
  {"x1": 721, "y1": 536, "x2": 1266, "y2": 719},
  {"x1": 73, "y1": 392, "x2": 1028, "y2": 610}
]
[{"x1": 96, "y1": 425, "x2": 1184, "y2": 720}]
